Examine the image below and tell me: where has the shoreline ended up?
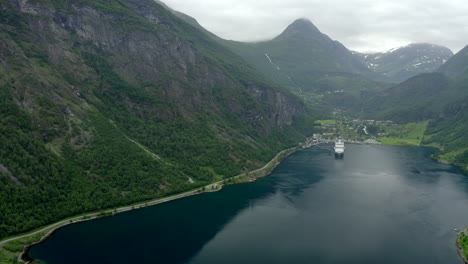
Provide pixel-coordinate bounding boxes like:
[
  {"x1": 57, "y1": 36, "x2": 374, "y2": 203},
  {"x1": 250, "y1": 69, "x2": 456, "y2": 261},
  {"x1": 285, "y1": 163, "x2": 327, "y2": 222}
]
[
  {"x1": 374, "y1": 140, "x2": 467, "y2": 175},
  {"x1": 458, "y1": 228, "x2": 468, "y2": 264},
  {"x1": 2, "y1": 142, "x2": 465, "y2": 263},
  {"x1": 432, "y1": 156, "x2": 468, "y2": 175},
  {"x1": 0, "y1": 142, "x2": 310, "y2": 264}
]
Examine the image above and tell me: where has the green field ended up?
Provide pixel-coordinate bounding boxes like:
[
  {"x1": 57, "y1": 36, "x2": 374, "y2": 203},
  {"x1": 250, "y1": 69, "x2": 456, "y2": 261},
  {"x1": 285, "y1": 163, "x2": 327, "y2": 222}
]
[
  {"x1": 314, "y1": 119, "x2": 336, "y2": 124},
  {"x1": 438, "y1": 148, "x2": 468, "y2": 162},
  {"x1": 378, "y1": 121, "x2": 429, "y2": 146}
]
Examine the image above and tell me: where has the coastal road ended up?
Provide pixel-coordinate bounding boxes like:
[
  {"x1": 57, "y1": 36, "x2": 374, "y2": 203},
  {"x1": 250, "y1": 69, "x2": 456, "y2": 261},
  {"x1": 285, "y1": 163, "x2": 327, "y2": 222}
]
[
  {"x1": 0, "y1": 146, "x2": 300, "y2": 247},
  {"x1": 0, "y1": 188, "x2": 201, "y2": 247}
]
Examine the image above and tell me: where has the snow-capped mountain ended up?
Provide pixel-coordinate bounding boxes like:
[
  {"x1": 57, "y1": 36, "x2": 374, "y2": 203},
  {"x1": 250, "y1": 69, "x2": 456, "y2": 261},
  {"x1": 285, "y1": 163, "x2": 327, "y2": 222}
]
[{"x1": 356, "y1": 43, "x2": 453, "y2": 82}]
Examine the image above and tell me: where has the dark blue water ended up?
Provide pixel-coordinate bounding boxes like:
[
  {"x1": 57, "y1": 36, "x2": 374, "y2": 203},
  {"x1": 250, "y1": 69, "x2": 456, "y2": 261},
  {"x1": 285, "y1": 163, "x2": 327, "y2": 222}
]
[{"x1": 29, "y1": 144, "x2": 468, "y2": 264}]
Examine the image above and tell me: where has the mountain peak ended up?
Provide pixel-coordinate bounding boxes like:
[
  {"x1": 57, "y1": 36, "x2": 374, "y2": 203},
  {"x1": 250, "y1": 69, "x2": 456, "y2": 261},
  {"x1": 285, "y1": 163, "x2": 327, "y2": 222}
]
[
  {"x1": 287, "y1": 18, "x2": 320, "y2": 32},
  {"x1": 276, "y1": 18, "x2": 321, "y2": 40},
  {"x1": 291, "y1": 18, "x2": 317, "y2": 26}
]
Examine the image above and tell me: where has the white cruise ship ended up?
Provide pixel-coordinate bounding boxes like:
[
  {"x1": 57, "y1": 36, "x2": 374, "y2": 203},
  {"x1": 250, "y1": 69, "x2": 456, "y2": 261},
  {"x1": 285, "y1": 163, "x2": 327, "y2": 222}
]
[{"x1": 334, "y1": 138, "x2": 345, "y2": 157}]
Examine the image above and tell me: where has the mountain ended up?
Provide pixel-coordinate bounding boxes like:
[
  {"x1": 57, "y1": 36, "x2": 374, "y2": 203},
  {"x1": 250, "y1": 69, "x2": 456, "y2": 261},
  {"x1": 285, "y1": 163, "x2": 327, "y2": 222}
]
[
  {"x1": 168, "y1": 12, "x2": 454, "y2": 107},
  {"x1": 426, "y1": 48, "x2": 468, "y2": 170},
  {"x1": 356, "y1": 43, "x2": 453, "y2": 83},
  {"x1": 0, "y1": 0, "x2": 316, "y2": 238},
  {"x1": 145, "y1": 10, "x2": 465, "y2": 168},
  {"x1": 362, "y1": 73, "x2": 455, "y2": 122},
  {"x1": 438, "y1": 45, "x2": 468, "y2": 78},
  {"x1": 361, "y1": 47, "x2": 468, "y2": 172},
  {"x1": 270, "y1": 18, "x2": 370, "y2": 74},
  {"x1": 158, "y1": 11, "x2": 395, "y2": 110},
  {"x1": 218, "y1": 18, "x2": 388, "y2": 108},
  {"x1": 362, "y1": 46, "x2": 467, "y2": 123},
  {"x1": 150, "y1": 4, "x2": 467, "y2": 173}
]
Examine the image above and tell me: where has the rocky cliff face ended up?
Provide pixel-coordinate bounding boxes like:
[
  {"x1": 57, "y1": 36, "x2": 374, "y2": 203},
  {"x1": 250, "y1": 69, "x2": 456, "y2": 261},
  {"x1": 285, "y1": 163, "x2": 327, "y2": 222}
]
[
  {"x1": 0, "y1": 0, "x2": 314, "y2": 238},
  {"x1": 247, "y1": 84, "x2": 303, "y2": 126},
  {"x1": 19, "y1": 0, "x2": 303, "y2": 125}
]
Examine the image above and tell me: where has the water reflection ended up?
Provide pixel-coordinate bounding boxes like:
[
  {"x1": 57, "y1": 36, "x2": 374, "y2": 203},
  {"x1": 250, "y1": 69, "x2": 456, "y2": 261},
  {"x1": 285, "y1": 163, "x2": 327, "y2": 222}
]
[{"x1": 29, "y1": 145, "x2": 468, "y2": 264}]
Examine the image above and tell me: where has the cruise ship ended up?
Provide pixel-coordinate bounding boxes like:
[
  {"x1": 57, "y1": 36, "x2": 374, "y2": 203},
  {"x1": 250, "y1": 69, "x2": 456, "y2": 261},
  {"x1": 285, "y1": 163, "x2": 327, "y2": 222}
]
[{"x1": 334, "y1": 138, "x2": 345, "y2": 158}]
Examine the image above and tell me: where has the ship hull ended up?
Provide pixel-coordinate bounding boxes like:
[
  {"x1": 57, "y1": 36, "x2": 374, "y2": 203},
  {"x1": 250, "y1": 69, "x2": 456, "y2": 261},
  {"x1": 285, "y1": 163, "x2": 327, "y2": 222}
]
[{"x1": 334, "y1": 152, "x2": 344, "y2": 159}]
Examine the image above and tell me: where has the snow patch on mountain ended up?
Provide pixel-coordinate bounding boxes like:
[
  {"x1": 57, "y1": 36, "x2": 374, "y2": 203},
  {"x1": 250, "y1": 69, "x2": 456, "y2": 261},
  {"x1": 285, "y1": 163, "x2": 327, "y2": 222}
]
[{"x1": 357, "y1": 43, "x2": 453, "y2": 82}]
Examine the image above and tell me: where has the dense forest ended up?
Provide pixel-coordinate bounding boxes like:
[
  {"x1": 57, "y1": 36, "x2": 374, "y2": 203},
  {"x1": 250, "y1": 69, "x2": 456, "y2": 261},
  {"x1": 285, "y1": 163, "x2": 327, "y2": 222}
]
[{"x1": 0, "y1": 0, "x2": 317, "y2": 238}]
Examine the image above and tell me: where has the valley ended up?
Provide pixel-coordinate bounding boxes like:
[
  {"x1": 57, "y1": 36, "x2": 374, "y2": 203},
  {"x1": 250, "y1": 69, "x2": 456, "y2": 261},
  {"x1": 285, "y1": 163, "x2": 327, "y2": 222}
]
[
  {"x1": 0, "y1": 0, "x2": 467, "y2": 263},
  {"x1": 312, "y1": 116, "x2": 428, "y2": 146}
]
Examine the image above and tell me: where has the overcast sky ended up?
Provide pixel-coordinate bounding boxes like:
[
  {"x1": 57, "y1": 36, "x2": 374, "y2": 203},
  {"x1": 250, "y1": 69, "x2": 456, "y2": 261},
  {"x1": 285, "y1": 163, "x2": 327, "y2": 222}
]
[{"x1": 161, "y1": 0, "x2": 467, "y2": 53}]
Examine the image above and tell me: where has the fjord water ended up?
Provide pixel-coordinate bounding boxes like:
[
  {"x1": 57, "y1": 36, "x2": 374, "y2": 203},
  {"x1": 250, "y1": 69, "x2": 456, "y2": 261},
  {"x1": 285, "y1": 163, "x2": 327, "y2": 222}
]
[{"x1": 29, "y1": 144, "x2": 468, "y2": 264}]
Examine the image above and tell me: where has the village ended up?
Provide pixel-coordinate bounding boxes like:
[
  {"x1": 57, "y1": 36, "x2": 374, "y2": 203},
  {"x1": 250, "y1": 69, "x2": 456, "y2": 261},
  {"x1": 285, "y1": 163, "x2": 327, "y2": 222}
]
[
  {"x1": 308, "y1": 111, "x2": 429, "y2": 147},
  {"x1": 311, "y1": 116, "x2": 396, "y2": 145}
]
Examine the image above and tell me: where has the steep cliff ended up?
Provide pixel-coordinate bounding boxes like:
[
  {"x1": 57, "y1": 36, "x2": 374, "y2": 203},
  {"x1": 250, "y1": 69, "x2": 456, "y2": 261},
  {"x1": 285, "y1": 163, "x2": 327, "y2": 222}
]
[{"x1": 0, "y1": 0, "x2": 315, "y2": 238}]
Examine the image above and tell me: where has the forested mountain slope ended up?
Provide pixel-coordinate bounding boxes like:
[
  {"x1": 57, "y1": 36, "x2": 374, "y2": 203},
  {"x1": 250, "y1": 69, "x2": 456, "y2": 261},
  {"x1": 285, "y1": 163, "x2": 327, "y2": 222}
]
[
  {"x1": 159, "y1": 5, "x2": 467, "y2": 172},
  {"x1": 0, "y1": 0, "x2": 316, "y2": 238},
  {"x1": 438, "y1": 45, "x2": 468, "y2": 78},
  {"x1": 361, "y1": 73, "x2": 454, "y2": 122},
  {"x1": 360, "y1": 48, "x2": 468, "y2": 172},
  {"x1": 167, "y1": 9, "x2": 456, "y2": 114},
  {"x1": 221, "y1": 19, "x2": 386, "y2": 96}
]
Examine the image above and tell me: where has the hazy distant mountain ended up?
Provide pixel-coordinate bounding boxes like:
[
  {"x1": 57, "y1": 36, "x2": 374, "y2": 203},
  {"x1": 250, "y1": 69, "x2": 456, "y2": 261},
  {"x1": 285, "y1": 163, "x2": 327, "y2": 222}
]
[
  {"x1": 167, "y1": 8, "x2": 453, "y2": 87},
  {"x1": 220, "y1": 18, "x2": 387, "y2": 101},
  {"x1": 270, "y1": 18, "x2": 371, "y2": 74},
  {"x1": 356, "y1": 43, "x2": 453, "y2": 82}
]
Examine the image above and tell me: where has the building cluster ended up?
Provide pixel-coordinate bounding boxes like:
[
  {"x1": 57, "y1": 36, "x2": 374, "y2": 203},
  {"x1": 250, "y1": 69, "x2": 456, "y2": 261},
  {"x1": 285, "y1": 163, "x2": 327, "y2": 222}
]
[
  {"x1": 351, "y1": 120, "x2": 394, "y2": 125},
  {"x1": 313, "y1": 118, "x2": 395, "y2": 143}
]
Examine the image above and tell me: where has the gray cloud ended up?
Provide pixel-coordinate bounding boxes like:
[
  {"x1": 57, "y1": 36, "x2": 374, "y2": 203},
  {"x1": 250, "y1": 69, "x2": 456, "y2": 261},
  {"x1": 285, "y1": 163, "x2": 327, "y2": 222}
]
[{"x1": 162, "y1": 0, "x2": 468, "y2": 53}]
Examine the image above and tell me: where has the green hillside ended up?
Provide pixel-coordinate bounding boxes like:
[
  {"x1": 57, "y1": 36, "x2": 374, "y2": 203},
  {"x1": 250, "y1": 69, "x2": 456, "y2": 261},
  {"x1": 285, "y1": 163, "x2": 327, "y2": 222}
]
[
  {"x1": 423, "y1": 77, "x2": 468, "y2": 172},
  {"x1": 164, "y1": 9, "x2": 468, "y2": 173},
  {"x1": 438, "y1": 45, "x2": 468, "y2": 78},
  {"x1": 0, "y1": 0, "x2": 317, "y2": 238},
  {"x1": 360, "y1": 52, "x2": 468, "y2": 172},
  {"x1": 223, "y1": 19, "x2": 386, "y2": 94},
  {"x1": 361, "y1": 73, "x2": 456, "y2": 122}
]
